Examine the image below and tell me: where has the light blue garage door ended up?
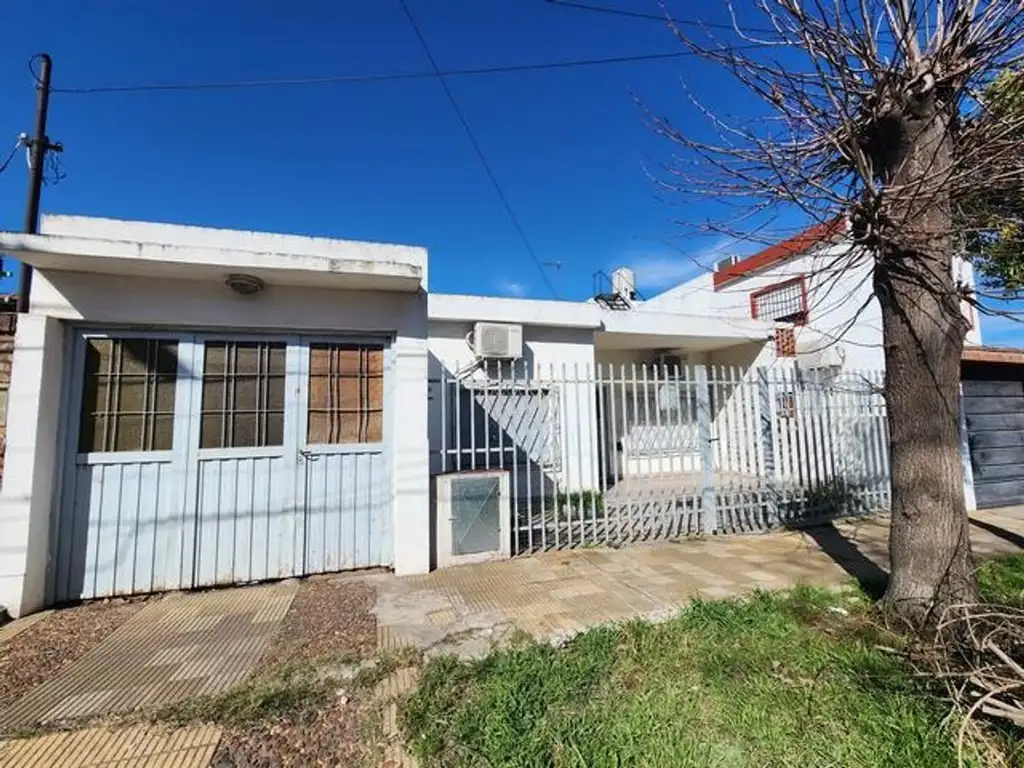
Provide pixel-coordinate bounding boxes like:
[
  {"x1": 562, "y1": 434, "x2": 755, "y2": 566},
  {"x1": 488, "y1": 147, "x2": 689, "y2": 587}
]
[{"x1": 52, "y1": 331, "x2": 392, "y2": 603}]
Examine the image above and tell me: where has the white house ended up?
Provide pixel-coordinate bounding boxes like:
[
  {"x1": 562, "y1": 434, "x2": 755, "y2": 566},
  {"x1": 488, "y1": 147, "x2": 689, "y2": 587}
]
[
  {"x1": 0, "y1": 214, "x2": 995, "y2": 617},
  {"x1": 640, "y1": 218, "x2": 983, "y2": 369}
]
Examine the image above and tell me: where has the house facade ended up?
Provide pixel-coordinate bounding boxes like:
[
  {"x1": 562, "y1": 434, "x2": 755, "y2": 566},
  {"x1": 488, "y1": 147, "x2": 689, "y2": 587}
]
[{"x1": 0, "y1": 214, "x2": 999, "y2": 617}]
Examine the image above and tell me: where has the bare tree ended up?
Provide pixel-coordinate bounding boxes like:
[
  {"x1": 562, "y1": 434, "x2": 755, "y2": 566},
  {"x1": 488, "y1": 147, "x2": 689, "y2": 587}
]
[{"x1": 649, "y1": 0, "x2": 1024, "y2": 627}]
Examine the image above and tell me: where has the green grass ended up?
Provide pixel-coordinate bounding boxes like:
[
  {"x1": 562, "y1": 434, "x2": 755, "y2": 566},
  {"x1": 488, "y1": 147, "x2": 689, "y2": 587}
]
[
  {"x1": 978, "y1": 553, "x2": 1024, "y2": 607},
  {"x1": 159, "y1": 662, "x2": 331, "y2": 727},
  {"x1": 401, "y1": 586, "x2": 988, "y2": 768}
]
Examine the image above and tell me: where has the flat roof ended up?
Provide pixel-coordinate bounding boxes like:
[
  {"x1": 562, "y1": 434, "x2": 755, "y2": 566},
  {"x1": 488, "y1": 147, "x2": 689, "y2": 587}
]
[
  {"x1": 962, "y1": 345, "x2": 1024, "y2": 366},
  {"x1": 429, "y1": 294, "x2": 603, "y2": 329},
  {"x1": 0, "y1": 215, "x2": 427, "y2": 292}
]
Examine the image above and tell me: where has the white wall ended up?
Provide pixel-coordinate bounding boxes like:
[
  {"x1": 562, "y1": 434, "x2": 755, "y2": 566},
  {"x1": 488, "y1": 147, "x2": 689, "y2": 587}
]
[
  {"x1": 10, "y1": 270, "x2": 430, "y2": 599},
  {"x1": 644, "y1": 243, "x2": 981, "y2": 370},
  {"x1": 427, "y1": 320, "x2": 599, "y2": 492},
  {"x1": 0, "y1": 316, "x2": 65, "y2": 617}
]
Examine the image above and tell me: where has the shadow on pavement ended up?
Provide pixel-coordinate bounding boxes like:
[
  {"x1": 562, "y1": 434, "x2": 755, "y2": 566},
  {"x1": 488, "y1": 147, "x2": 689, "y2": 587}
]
[
  {"x1": 793, "y1": 522, "x2": 890, "y2": 600},
  {"x1": 969, "y1": 516, "x2": 1024, "y2": 550}
]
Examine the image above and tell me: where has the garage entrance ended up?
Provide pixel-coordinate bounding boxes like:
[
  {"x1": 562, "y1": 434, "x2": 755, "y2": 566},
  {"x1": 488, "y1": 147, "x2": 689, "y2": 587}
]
[
  {"x1": 963, "y1": 364, "x2": 1024, "y2": 510},
  {"x1": 52, "y1": 330, "x2": 392, "y2": 602}
]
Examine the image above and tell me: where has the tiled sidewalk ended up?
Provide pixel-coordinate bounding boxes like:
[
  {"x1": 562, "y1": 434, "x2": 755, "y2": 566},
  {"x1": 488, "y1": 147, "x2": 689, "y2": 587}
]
[
  {"x1": 0, "y1": 724, "x2": 220, "y2": 768},
  {"x1": 0, "y1": 582, "x2": 296, "y2": 732},
  {"x1": 371, "y1": 512, "x2": 1024, "y2": 654}
]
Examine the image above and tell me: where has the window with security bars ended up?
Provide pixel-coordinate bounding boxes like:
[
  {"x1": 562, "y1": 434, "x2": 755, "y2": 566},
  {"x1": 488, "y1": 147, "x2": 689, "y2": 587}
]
[
  {"x1": 78, "y1": 338, "x2": 179, "y2": 453},
  {"x1": 750, "y1": 277, "x2": 808, "y2": 324},
  {"x1": 307, "y1": 344, "x2": 384, "y2": 444},
  {"x1": 200, "y1": 341, "x2": 286, "y2": 448}
]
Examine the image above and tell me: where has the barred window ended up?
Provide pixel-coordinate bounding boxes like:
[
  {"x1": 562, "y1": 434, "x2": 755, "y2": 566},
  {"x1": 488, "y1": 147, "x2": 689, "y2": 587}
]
[
  {"x1": 79, "y1": 338, "x2": 179, "y2": 453},
  {"x1": 751, "y1": 278, "x2": 808, "y2": 324},
  {"x1": 200, "y1": 341, "x2": 286, "y2": 449},
  {"x1": 307, "y1": 344, "x2": 384, "y2": 444}
]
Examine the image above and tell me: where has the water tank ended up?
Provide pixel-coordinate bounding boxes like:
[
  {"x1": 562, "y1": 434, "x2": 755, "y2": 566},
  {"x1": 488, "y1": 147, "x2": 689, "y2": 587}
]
[{"x1": 611, "y1": 267, "x2": 636, "y2": 300}]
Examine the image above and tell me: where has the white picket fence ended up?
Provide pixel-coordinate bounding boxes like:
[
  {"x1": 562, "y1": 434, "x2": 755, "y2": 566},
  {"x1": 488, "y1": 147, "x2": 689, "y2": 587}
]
[{"x1": 431, "y1": 363, "x2": 890, "y2": 556}]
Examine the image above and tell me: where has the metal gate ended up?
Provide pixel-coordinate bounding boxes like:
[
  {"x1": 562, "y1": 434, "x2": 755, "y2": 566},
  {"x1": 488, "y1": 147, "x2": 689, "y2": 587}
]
[
  {"x1": 52, "y1": 330, "x2": 392, "y2": 603},
  {"x1": 432, "y1": 363, "x2": 889, "y2": 555}
]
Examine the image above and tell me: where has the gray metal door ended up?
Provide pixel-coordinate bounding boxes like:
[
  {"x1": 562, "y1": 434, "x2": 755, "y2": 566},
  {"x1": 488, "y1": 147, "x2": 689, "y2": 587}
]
[
  {"x1": 56, "y1": 331, "x2": 392, "y2": 603},
  {"x1": 54, "y1": 332, "x2": 197, "y2": 602},
  {"x1": 963, "y1": 377, "x2": 1024, "y2": 509},
  {"x1": 191, "y1": 337, "x2": 304, "y2": 587},
  {"x1": 298, "y1": 339, "x2": 392, "y2": 573}
]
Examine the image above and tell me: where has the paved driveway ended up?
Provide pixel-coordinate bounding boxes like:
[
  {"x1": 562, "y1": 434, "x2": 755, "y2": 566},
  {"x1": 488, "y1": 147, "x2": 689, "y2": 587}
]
[{"x1": 0, "y1": 582, "x2": 296, "y2": 732}]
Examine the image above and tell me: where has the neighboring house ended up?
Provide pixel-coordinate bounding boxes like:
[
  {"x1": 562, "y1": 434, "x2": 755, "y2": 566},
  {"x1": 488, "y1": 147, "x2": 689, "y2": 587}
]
[
  {"x1": 638, "y1": 218, "x2": 983, "y2": 371},
  {"x1": 0, "y1": 214, "x2": 1007, "y2": 618}
]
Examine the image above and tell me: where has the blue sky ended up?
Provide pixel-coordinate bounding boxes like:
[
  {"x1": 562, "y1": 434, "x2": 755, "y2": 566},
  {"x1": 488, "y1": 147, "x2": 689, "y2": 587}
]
[{"x1": 0, "y1": 0, "x2": 1020, "y2": 345}]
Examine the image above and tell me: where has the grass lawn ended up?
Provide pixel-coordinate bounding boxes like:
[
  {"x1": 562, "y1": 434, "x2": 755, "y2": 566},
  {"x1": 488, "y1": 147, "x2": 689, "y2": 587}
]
[{"x1": 401, "y1": 555, "x2": 1024, "y2": 768}]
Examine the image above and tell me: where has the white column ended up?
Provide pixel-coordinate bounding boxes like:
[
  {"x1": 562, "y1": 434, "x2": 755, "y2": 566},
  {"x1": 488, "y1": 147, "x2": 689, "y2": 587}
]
[
  {"x1": 391, "y1": 293, "x2": 431, "y2": 575},
  {"x1": 0, "y1": 315, "x2": 65, "y2": 617}
]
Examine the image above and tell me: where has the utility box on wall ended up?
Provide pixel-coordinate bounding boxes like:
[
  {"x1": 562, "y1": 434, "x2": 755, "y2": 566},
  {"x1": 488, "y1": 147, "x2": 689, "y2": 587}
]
[{"x1": 435, "y1": 470, "x2": 511, "y2": 567}]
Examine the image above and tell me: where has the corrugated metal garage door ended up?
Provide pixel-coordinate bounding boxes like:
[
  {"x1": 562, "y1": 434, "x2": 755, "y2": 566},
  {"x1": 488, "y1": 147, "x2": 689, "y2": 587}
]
[
  {"x1": 963, "y1": 377, "x2": 1024, "y2": 509},
  {"x1": 52, "y1": 331, "x2": 392, "y2": 603}
]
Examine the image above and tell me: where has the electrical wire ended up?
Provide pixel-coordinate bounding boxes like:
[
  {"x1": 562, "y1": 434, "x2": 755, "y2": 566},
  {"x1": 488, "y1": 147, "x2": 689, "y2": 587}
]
[
  {"x1": 397, "y1": 0, "x2": 561, "y2": 299},
  {"x1": 545, "y1": 0, "x2": 897, "y2": 40},
  {"x1": 544, "y1": 0, "x2": 774, "y2": 33},
  {"x1": 43, "y1": 46, "x2": 769, "y2": 95},
  {"x1": 0, "y1": 139, "x2": 22, "y2": 175}
]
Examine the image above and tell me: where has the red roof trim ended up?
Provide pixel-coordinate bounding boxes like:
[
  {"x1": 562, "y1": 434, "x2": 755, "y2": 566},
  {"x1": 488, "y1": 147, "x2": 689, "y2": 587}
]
[{"x1": 713, "y1": 218, "x2": 847, "y2": 290}]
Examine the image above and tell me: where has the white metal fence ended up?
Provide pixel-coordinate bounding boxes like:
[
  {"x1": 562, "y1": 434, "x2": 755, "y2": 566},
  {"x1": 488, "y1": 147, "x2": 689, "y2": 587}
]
[{"x1": 432, "y1": 363, "x2": 890, "y2": 556}]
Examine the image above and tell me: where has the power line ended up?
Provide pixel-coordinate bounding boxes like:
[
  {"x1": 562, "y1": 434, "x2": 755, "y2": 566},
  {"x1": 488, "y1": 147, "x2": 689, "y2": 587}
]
[
  {"x1": 545, "y1": 0, "x2": 897, "y2": 40},
  {"x1": 397, "y1": 0, "x2": 561, "y2": 299},
  {"x1": 544, "y1": 0, "x2": 767, "y2": 33},
  {"x1": 42, "y1": 46, "x2": 771, "y2": 96},
  {"x1": 0, "y1": 138, "x2": 24, "y2": 175}
]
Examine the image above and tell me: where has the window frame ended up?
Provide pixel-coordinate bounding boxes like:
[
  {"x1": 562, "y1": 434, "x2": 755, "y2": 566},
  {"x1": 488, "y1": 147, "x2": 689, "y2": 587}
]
[
  {"x1": 65, "y1": 329, "x2": 393, "y2": 464},
  {"x1": 295, "y1": 334, "x2": 393, "y2": 457},
  {"x1": 197, "y1": 338, "x2": 289, "y2": 451},
  {"x1": 749, "y1": 276, "x2": 809, "y2": 325},
  {"x1": 69, "y1": 328, "x2": 191, "y2": 465}
]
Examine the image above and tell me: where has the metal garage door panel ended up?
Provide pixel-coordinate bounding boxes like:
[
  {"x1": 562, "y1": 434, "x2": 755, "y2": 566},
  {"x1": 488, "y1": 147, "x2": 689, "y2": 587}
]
[
  {"x1": 193, "y1": 456, "x2": 302, "y2": 586},
  {"x1": 964, "y1": 378, "x2": 1024, "y2": 508},
  {"x1": 59, "y1": 460, "x2": 191, "y2": 601},
  {"x1": 54, "y1": 332, "x2": 196, "y2": 603},
  {"x1": 56, "y1": 332, "x2": 393, "y2": 602},
  {"x1": 302, "y1": 450, "x2": 390, "y2": 572},
  {"x1": 298, "y1": 338, "x2": 393, "y2": 572}
]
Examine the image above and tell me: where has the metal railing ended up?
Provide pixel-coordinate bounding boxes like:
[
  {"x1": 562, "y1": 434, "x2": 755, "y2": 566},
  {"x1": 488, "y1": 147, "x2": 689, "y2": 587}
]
[{"x1": 431, "y1": 362, "x2": 890, "y2": 555}]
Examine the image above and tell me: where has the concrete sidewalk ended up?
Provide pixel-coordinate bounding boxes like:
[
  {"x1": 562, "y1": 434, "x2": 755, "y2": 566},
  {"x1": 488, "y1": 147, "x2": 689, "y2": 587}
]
[{"x1": 371, "y1": 512, "x2": 1024, "y2": 657}]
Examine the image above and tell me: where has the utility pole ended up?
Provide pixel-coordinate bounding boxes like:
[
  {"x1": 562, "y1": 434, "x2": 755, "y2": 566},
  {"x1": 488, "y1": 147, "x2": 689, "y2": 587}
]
[{"x1": 16, "y1": 54, "x2": 62, "y2": 313}]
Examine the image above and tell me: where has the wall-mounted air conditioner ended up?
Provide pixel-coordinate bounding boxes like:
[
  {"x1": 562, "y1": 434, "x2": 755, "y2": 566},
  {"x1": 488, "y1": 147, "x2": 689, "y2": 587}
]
[
  {"x1": 436, "y1": 470, "x2": 511, "y2": 567},
  {"x1": 473, "y1": 322, "x2": 523, "y2": 360}
]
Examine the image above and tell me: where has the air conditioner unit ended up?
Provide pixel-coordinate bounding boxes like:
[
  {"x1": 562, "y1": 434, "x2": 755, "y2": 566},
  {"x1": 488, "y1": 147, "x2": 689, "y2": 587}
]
[
  {"x1": 713, "y1": 254, "x2": 739, "y2": 273},
  {"x1": 473, "y1": 322, "x2": 523, "y2": 359}
]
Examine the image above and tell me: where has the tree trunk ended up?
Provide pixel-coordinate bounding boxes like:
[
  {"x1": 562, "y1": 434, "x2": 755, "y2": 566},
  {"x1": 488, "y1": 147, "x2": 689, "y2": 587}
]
[{"x1": 876, "y1": 99, "x2": 979, "y2": 628}]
